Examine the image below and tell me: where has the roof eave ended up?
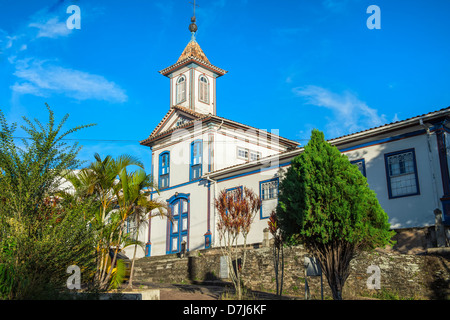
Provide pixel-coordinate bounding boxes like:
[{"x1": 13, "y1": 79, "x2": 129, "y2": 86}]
[
  {"x1": 328, "y1": 107, "x2": 450, "y2": 146},
  {"x1": 159, "y1": 57, "x2": 227, "y2": 77},
  {"x1": 205, "y1": 148, "x2": 303, "y2": 180}
]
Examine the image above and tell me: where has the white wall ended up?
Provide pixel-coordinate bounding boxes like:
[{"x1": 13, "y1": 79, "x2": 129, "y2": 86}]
[
  {"x1": 146, "y1": 181, "x2": 209, "y2": 257},
  {"x1": 342, "y1": 132, "x2": 442, "y2": 228},
  {"x1": 212, "y1": 166, "x2": 283, "y2": 248},
  {"x1": 152, "y1": 124, "x2": 288, "y2": 189},
  {"x1": 145, "y1": 126, "x2": 448, "y2": 257},
  {"x1": 169, "y1": 66, "x2": 216, "y2": 115}
]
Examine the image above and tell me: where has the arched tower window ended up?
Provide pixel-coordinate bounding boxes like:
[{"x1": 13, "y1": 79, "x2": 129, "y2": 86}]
[
  {"x1": 198, "y1": 75, "x2": 209, "y2": 104},
  {"x1": 176, "y1": 75, "x2": 186, "y2": 104}
]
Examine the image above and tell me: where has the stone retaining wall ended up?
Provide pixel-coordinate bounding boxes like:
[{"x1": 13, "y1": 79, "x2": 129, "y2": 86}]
[{"x1": 134, "y1": 244, "x2": 450, "y2": 300}]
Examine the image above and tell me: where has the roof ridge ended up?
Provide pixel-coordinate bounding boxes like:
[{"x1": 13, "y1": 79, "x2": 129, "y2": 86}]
[
  {"x1": 146, "y1": 106, "x2": 205, "y2": 139},
  {"x1": 159, "y1": 56, "x2": 227, "y2": 76},
  {"x1": 141, "y1": 112, "x2": 300, "y2": 146},
  {"x1": 328, "y1": 106, "x2": 450, "y2": 142}
]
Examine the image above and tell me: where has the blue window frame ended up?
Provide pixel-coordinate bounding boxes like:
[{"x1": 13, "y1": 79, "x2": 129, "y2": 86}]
[
  {"x1": 224, "y1": 186, "x2": 243, "y2": 215},
  {"x1": 259, "y1": 178, "x2": 279, "y2": 219},
  {"x1": 225, "y1": 186, "x2": 244, "y2": 214},
  {"x1": 384, "y1": 148, "x2": 420, "y2": 199},
  {"x1": 225, "y1": 186, "x2": 243, "y2": 201},
  {"x1": 350, "y1": 159, "x2": 366, "y2": 177},
  {"x1": 166, "y1": 193, "x2": 189, "y2": 254},
  {"x1": 190, "y1": 140, "x2": 202, "y2": 180},
  {"x1": 159, "y1": 151, "x2": 170, "y2": 189}
]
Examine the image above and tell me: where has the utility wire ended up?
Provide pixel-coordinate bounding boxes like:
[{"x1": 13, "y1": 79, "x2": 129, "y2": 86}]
[
  {"x1": 10, "y1": 136, "x2": 140, "y2": 143},
  {"x1": 8, "y1": 136, "x2": 309, "y2": 144}
]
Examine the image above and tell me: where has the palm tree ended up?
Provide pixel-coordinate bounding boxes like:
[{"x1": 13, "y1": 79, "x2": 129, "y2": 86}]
[
  {"x1": 62, "y1": 153, "x2": 144, "y2": 289},
  {"x1": 125, "y1": 187, "x2": 170, "y2": 289},
  {"x1": 62, "y1": 153, "x2": 171, "y2": 290},
  {"x1": 87, "y1": 153, "x2": 144, "y2": 288},
  {"x1": 101, "y1": 166, "x2": 171, "y2": 289}
]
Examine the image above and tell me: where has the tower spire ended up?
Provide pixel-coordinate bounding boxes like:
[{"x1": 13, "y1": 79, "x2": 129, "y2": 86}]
[{"x1": 188, "y1": 0, "x2": 199, "y2": 41}]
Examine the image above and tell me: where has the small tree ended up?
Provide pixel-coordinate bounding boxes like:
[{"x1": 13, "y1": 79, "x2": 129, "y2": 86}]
[
  {"x1": 277, "y1": 129, "x2": 394, "y2": 300},
  {"x1": 215, "y1": 187, "x2": 261, "y2": 300},
  {"x1": 0, "y1": 104, "x2": 97, "y2": 299},
  {"x1": 268, "y1": 210, "x2": 284, "y2": 296}
]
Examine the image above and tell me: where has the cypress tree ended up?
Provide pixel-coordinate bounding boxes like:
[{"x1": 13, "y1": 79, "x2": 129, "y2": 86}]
[{"x1": 277, "y1": 129, "x2": 394, "y2": 300}]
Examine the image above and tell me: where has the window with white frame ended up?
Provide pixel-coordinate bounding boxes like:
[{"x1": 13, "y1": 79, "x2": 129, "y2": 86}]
[
  {"x1": 237, "y1": 147, "x2": 261, "y2": 161},
  {"x1": 125, "y1": 215, "x2": 137, "y2": 240},
  {"x1": 176, "y1": 75, "x2": 186, "y2": 104},
  {"x1": 261, "y1": 179, "x2": 278, "y2": 200},
  {"x1": 198, "y1": 75, "x2": 209, "y2": 103},
  {"x1": 237, "y1": 147, "x2": 249, "y2": 160},
  {"x1": 250, "y1": 151, "x2": 261, "y2": 161},
  {"x1": 385, "y1": 149, "x2": 419, "y2": 198},
  {"x1": 260, "y1": 178, "x2": 278, "y2": 219}
]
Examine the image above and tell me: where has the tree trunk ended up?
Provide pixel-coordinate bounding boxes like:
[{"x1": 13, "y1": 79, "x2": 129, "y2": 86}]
[
  {"x1": 127, "y1": 243, "x2": 138, "y2": 289},
  {"x1": 280, "y1": 244, "x2": 284, "y2": 295},
  {"x1": 101, "y1": 221, "x2": 124, "y2": 288},
  {"x1": 313, "y1": 241, "x2": 354, "y2": 300}
]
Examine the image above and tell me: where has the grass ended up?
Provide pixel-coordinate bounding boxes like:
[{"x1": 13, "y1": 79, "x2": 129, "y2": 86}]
[{"x1": 362, "y1": 288, "x2": 416, "y2": 300}]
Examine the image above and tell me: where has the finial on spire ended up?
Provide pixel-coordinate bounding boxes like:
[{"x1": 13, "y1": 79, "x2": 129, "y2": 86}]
[{"x1": 188, "y1": 0, "x2": 199, "y2": 41}]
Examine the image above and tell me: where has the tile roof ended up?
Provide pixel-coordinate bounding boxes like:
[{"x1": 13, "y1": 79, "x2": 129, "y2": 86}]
[
  {"x1": 205, "y1": 106, "x2": 450, "y2": 178},
  {"x1": 159, "y1": 40, "x2": 227, "y2": 76},
  {"x1": 140, "y1": 111, "x2": 299, "y2": 147},
  {"x1": 328, "y1": 106, "x2": 450, "y2": 144},
  {"x1": 145, "y1": 105, "x2": 204, "y2": 139},
  {"x1": 177, "y1": 40, "x2": 210, "y2": 64}
]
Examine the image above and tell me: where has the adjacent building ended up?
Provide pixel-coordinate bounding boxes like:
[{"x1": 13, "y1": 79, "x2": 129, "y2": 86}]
[{"x1": 130, "y1": 16, "x2": 450, "y2": 259}]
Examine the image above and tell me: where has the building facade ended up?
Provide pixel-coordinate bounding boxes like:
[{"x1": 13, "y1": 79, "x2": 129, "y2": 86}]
[{"x1": 129, "y1": 18, "x2": 450, "y2": 259}]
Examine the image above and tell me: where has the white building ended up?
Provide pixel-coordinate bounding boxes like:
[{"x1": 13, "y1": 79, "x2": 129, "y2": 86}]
[{"x1": 129, "y1": 17, "x2": 450, "y2": 259}]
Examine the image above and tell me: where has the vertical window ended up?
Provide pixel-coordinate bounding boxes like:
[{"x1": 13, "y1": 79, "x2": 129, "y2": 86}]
[
  {"x1": 226, "y1": 186, "x2": 242, "y2": 201},
  {"x1": 190, "y1": 140, "x2": 202, "y2": 180},
  {"x1": 176, "y1": 75, "x2": 186, "y2": 104},
  {"x1": 167, "y1": 194, "x2": 190, "y2": 254},
  {"x1": 198, "y1": 75, "x2": 209, "y2": 103},
  {"x1": 385, "y1": 149, "x2": 420, "y2": 198},
  {"x1": 237, "y1": 147, "x2": 249, "y2": 160},
  {"x1": 250, "y1": 151, "x2": 261, "y2": 161},
  {"x1": 261, "y1": 179, "x2": 278, "y2": 200},
  {"x1": 125, "y1": 216, "x2": 137, "y2": 240},
  {"x1": 260, "y1": 178, "x2": 279, "y2": 219},
  {"x1": 159, "y1": 152, "x2": 170, "y2": 189},
  {"x1": 351, "y1": 159, "x2": 366, "y2": 177}
]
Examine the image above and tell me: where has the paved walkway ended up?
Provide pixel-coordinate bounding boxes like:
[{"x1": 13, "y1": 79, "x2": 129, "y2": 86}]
[{"x1": 128, "y1": 281, "x2": 299, "y2": 300}]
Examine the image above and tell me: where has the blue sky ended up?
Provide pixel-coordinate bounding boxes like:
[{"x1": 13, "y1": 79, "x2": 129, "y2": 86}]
[{"x1": 1, "y1": 0, "x2": 449, "y2": 173}]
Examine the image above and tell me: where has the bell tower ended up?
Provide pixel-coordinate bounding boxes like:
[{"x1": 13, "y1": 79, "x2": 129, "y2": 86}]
[{"x1": 158, "y1": 5, "x2": 227, "y2": 115}]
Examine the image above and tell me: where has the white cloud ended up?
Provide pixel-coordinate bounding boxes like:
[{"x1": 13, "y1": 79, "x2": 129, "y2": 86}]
[
  {"x1": 0, "y1": 29, "x2": 16, "y2": 53},
  {"x1": 11, "y1": 58, "x2": 128, "y2": 103},
  {"x1": 29, "y1": 16, "x2": 71, "y2": 39},
  {"x1": 293, "y1": 85, "x2": 386, "y2": 138}
]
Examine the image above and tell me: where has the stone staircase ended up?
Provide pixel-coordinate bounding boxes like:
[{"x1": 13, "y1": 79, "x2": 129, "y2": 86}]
[{"x1": 132, "y1": 253, "x2": 193, "y2": 284}]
